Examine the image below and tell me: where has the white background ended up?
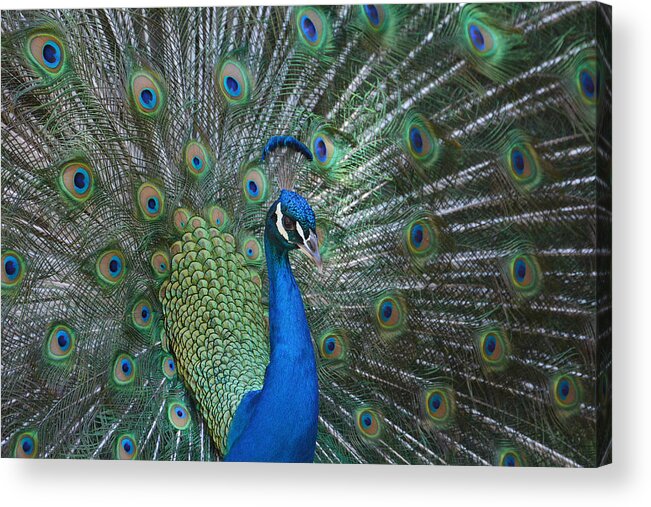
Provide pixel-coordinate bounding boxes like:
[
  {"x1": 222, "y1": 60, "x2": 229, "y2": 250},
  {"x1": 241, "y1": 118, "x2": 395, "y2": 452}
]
[{"x1": 1, "y1": 0, "x2": 649, "y2": 505}]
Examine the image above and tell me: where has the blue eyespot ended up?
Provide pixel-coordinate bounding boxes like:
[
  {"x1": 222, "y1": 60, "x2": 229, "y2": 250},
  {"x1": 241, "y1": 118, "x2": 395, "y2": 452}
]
[
  {"x1": 224, "y1": 76, "x2": 241, "y2": 98},
  {"x1": 109, "y1": 256, "x2": 122, "y2": 276},
  {"x1": 122, "y1": 437, "x2": 135, "y2": 455},
  {"x1": 147, "y1": 196, "x2": 160, "y2": 214},
  {"x1": 514, "y1": 259, "x2": 527, "y2": 283},
  {"x1": 429, "y1": 393, "x2": 442, "y2": 412},
  {"x1": 72, "y1": 168, "x2": 90, "y2": 193},
  {"x1": 364, "y1": 5, "x2": 380, "y2": 27},
  {"x1": 247, "y1": 179, "x2": 259, "y2": 197},
  {"x1": 380, "y1": 301, "x2": 393, "y2": 323},
  {"x1": 410, "y1": 224, "x2": 424, "y2": 248},
  {"x1": 160, "y1": 262, "x2": 166, "y2": 270},
  {"x1": 113, "y1": 354, "x2": 135, "y2": 384},
  {"x1": 504, "y1": 454, "x2": 516, "y2": 467},
  {"x1": 356, "y1": 408, "x2": 381, "y2": 438},
  {"x1": 141, "y1": 306, "x2": 150, "y2": 322},
  {"x1": 56, "y1": 330, "x2": 71, "y2": 351},
  {"x1": 121, "y1": 358, "x2": 132, "y2": 375},
  {"x1": 139, "y1": 88, "x2": 157, "y2": 110},
  {"x1": 325, "y1": 337, "x2": 336, "y2": 353},
  {"x1": 247, "y1": 248, "x2": 254, "y2": 257},
  {"x1": 115, "y1": 434, "x2": 138, "y2": 459},
  {"x1": 320, "y1": 333, "x2": 345, "y2": 361},
  {"x1": 3, "y1": 255, "x2": 20, "y2": 281},
  {"x1": 314, "y1": 137, "x2": 328, "y2": 163},
  {"x1": 191, "y1": 156, "x2": 203, "y2": 170},
  {"x1": 168, "y1": 401, "x2": 191, "y2": 429},
  {"x1": 468, "y1": 24, "x2": 485, "y2": 51},
  {"x1": 42, "y1": 41, "x2": 61, "y2": 69},
  {"x1": 162, "y1": 356, "x2": 176, "y2": 379},
  {"x1": 301, "y1": 15, "x2": 318, "y2": 43},
  {"x1": 22, "y1": 436, "x2": 34, "y2": 454},
  {"x1": 580, "y1": 70, "x2": 595, "y2": 99},
  {"x1": 409, "y1": 127, "x2": 424, "y2": 154},
  {"x1": 484, "y1": 334, "x2": 497, "y2": 355},
  {"x1": 511, "y1": 150, "x2": 525, "y2": 175},
  {"x1": 558, "y1": 379, "x2": 570, "y2": 400}
]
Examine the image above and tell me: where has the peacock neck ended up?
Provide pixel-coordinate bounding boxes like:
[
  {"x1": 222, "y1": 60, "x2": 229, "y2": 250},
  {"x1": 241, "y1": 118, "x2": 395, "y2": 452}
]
[
  {"x1": 224, "y1": 220, "x2": 319, "y2": 462},
  {"x1": 264, "y1": 232, "x2": 316, "y2": 374}
]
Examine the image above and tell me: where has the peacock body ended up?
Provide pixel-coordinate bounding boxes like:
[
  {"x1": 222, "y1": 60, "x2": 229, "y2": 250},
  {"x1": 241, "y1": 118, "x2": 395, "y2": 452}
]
[{"x1": 1, "y1": 2, "x2": 611, "y2": 466}]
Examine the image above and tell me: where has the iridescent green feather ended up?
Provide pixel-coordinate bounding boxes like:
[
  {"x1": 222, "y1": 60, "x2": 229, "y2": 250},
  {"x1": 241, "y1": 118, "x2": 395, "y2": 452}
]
[{"x1": 161, "y1": 217, "x2": 268, "y2": 454}]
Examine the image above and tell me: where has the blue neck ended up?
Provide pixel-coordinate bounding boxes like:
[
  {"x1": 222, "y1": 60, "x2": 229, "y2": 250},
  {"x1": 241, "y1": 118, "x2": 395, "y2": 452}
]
[
  {"x1": 224, "y1": 229, "x2": 319, "y2": 462},
  {"x1": 265, "y1": 238, "x2": 314, "y2": 359}
]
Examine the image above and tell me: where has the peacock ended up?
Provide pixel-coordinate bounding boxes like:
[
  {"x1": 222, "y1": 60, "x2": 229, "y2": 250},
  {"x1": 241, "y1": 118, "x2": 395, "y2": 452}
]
[{"x1": 1, "y1": 2, "x2": 611, "y2": 466}]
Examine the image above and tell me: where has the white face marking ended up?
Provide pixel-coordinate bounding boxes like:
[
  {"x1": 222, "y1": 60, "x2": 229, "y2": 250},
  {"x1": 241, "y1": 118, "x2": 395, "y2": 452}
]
[
  {"x1": 296, "y1": 221, "x2": 306, "y2": 243},
  {"x1": 275, "y1": 202, "x2": 289, "y2": 241}
]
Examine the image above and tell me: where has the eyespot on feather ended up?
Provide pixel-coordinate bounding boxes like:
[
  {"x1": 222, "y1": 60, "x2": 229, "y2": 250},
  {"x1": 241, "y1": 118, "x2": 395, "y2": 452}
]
[
  {"x1": 374, "y1": 292, "x2": 407, "y2": 336},
  {"x1": 45, "y1": 323, "x2": 75, "y2": 361},
  {"x1": 497, "y1": 447, "x2": 525, "y2": 467},
  {"x1": 59, "y1": 162, "x2": 95, "y2": 203},
  {"x1": 162, "y1": 355, "x2": 176, "y2": 379},
  {"x1": 551, "y1": 374, "x2": 581, "y2": 412},
  {"x1": 317, "y1": 331, "x2": 348, "y2": 362},
  {"x1": 217, "y1": 60, "x2": 251, "y2": 104},
  {"x1": 241, "y1": 165, "x2": 268, "y2": 204},
  {"x1": 296, "y1": 7, "x2": 329, "y2": 50},
  {"x1": 132, "y1": 299, "x2": 154, "y2": 330},
  {"x1": 466, "y1": 21, "x2": 495, "y2": 55},
  {"x1": 355, "y1": 406, "x2": 383, "y2": 440},
  {"x1": 137, "y1": 182, "x2": 165, "y2": 220},
  {"x1": 115, "y1": 434, "x2": 138, "y2": 460},
  {"x1": 205, "y1": 205, "x2": 230, "y2": 231},
  {"x1": 404, "y1": 215, "x2": 439, "y2": 260},
  {"x1": 507, "y1": 254, "x2": 541, "y2": 298},
  {"x1": 361, "y1": 4, "x2": 387, "y2": 31},
  {"x1": 422, "y1": 387, "x2": 455, "y2": 427},
  {"x1": 240, "y1": 236, "x2": 262, "y2": 265},
  {"x1": 168, "y1": 401, "x2": 191, "y2": 430},
  {"x1": 13, "y1": 431, "x2": 38, "y2": 458},
  {"x1": 458, "y1": 6, "x2": 521, "y2": 82},
  {"x1": 27, "y1": 33, "x2": 66, "y2": 75},
  {"x1": 504, "y1": 139, "x2": 543, "y2": 191},
  {"x1": 96, "y1": 249, "x2": 126, "y2": 286},
  {"x1": 150, "y1": 250, "x2": 170, "y2": 278},
  {"x1": 402, "y1": 112, "x2": 441, "y2": 168},
  {"x1": 311, "y1": 132, "x2": 336, "y2": 169},
  {"x1": 130, "y1": 70, "x2": 165, "y2": 115},
  {"x1": 575, "y1": 55, "x2": 599, "y2": 106},
  {"x1": 183, "y1": 141, "x2": 212, "y2": 178},
  {"x1": 112, "y1": 353, "x2": 136, "y2": 385},
  {"x1": 173, "y1": 208, "x2": 192, "y2": 233},
  {"x1": 477, "y1": 328, "x2": 510, "y2": 371},
  {"x1": 2, "y1": 250, "x2": 26, "y2": 289}
]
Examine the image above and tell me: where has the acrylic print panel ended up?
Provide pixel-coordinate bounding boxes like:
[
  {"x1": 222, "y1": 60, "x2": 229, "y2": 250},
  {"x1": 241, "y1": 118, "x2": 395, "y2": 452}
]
[{"x1": 1, "y1": 2, "x2": 611, "y2": 466}]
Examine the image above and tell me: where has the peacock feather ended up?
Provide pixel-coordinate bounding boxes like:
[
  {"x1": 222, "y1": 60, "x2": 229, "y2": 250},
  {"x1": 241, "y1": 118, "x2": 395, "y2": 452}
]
[{"x1": 1, "y1": 2, "x2": 611, "y2": 466}]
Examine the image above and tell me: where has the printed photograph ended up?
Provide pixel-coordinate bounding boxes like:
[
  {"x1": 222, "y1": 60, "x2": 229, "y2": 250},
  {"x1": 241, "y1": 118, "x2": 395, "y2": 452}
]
[{"x1": 1, "y1": 2, "x2": 611, "y2": 465}]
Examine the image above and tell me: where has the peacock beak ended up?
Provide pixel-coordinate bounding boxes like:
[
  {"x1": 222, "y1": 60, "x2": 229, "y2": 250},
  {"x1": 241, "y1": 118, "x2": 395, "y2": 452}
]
[{"x1": 297, "y1": 231, "x2": 322, "y2": 271}]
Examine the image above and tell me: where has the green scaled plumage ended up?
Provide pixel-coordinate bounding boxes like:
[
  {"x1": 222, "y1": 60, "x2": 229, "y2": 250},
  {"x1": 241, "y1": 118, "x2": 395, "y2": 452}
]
[
  {"x1": 1, "y1": 3, "x2": 610, "y2": 466},
  {"x1": 162, "y1": 218, "x2": 268, "y2": 454}
]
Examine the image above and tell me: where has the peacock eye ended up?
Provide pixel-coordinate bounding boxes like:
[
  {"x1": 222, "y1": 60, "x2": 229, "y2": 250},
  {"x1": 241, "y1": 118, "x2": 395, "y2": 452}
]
[{"x1": 282, "y1": 216, "x2": 296, "y2": 231}]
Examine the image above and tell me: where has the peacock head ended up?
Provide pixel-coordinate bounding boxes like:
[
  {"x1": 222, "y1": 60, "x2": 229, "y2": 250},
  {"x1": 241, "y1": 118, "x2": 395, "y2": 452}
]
[{"x1": 266, "y1": 189, "x2": 322, "y2": 269}]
